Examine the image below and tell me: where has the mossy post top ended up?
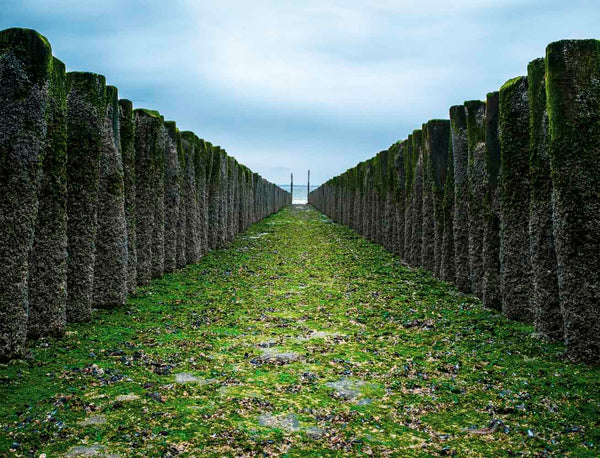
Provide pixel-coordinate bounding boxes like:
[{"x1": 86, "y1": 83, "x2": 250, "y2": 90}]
[
  {"x1": 67, "y1": 71, "x2": 107, "y2": 109},
  {"x1": 0, "y1": 28, "x2": 52, "y2": 85},
  {"x1": 134, "y1": 108, "x2": 163, "y2": 120},
  {"x1": 119, "y1": 99, "x2": 133, "y2": 112},
  {"x1": 546, "y1": 39, "x2": 600, "y2": 124},
  {"x1": 51, "y1": 56, "x2": 66, "y2": 77},
  {"x1": 449, "y1": 105, "x2": 467, "y2": 130},
  {"x1": 164, "y1": 120, "x2": 177, "y2": 140},
  {"x1": 500, "y1": 75, "x2": 527, "y2": 94}
]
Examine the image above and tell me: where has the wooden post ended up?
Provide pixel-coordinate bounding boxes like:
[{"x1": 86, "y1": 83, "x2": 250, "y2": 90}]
[
  {"x1": 291, "y1": 172, "x2": 293, "y2": 203},
  {"x1": 308, "y1": 170, "x2": 311, "y2": 197}
]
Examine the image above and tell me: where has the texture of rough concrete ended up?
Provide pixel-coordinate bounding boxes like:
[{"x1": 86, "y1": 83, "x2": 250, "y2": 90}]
[
  {"x1": 465, "y1": 100, "x2": 487, "y2": 296},
  {"x1": 527, "y1": 58, "x2": 563, "y2": 341},
  {"x1": 482, "y1": 92, "x2": 502, "y2": 311},
  {"x1": 66, "y1": 71, "x2": 106, "y2": 322},
  {"x1": 27, "y1": 56, "x2": 68, "y2": 339},
  {"x1": 423, "y1": 120, "x2": 450, "y2": 278},
  {"x1": 163, "y1": 121, "x2": 180, "y2": 274},
  {"x1": 546, "y1": 39, "x2": 600, "y2": 359},
  {"x1": 119, "y1": 99, "x2": 137, "y2": 293},
  {"x1": 499, "y1": 76, "x2": 533, "y2": 322},
  {"x1": 181, "y1": 132, "x2": 200, "y2": 264},
  {"x1": 393, "y1": 142, "x2": 406, "y2": 261},
  {"x1": 450, "y1": 105, "x2": 470, "y2": 292},
  {"x1": 440, "y1": 127, "x2": 456, "y2": 284},
  {"x1": 0, "y1": 28, "x2": 52, "y2": 359},
  {"x1": 94, "y1": 85, "x2": 127, "y2": 309},
  {"x1": 175, "y1": 131, "x2": 187, "y2": 269},
  {"x1": 134, "y1": 109, "x2": 164, "y2": 285}
]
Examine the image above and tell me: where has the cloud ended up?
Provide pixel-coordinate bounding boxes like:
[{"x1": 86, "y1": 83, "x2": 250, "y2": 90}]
[{"x1": 2, "y1": 0, "x2": 599, "y2": 185}]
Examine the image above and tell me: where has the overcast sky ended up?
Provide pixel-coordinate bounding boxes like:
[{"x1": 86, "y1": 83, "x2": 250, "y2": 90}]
[{"x1": 2, "y1": 0, "x2": 599, "y2": 185}]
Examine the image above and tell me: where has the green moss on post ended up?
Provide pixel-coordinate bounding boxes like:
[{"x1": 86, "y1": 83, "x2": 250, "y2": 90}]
[
  {"x1": 393, "y1": 141, "x2": 406, "y2": 260},
  {"x1": 423, "y1": 120, "x2": 450, "y2": 278},
  {"x1": 66, "y1": 71, "x2": 106, "y2": 322},
  {"x1": 450, "y1": 105, "x2": 470, "y2": 292},
  {"x1": 482, "y1": 92, "x2": 502, "y2": 311},
  {"x1": 93, "y1": 85, "x2": 127, "y2": 309},
  {"x1": 499, "y1": 76, "x2": 533, "y2": 322},
  {"x1": 194, "y1": 137, "x2": 209, "y2": 257},
  {"x1": 0, "y1": 27, "x2": 53, "y2": 359},
  {"x1": 465, "y1": 100, "x2": 487, "y2": 296},
  {"x1": 546, "y1": 39, "x2": 600, "y2": 359},
  {"x1": 440, "y1": 127, "x2": 455, "y2": 283},
  {"x1": 134, "y1": 108, "x2": 164, "y2": 285},
  {"x1": 527, "y1": 58, "x2": 563, "y2": 341},
  {"x1": 175, "y1": 130, "x2": 187, "y2": 269},
  {"x1": 403, "y1": 136, "x2": 414, "y2": 261},
  {"x1": 226, "y1": 156, "x2": 237, "y2": 244},
  {"x1": 180, "y1": 132, "x2": 200, "y2": 263},
  {"x1": 363, "y1": 160, "x2": 374, "y2": 241},
  {"x1": 27, "y1": 57, "x2": 68, "y2": 339},
  {"x1": 163, "y1": 120, "x2": 180, "y2": 273},
  {"x1": 119, "y1": 99, "x2": 137, "y2": 293}
]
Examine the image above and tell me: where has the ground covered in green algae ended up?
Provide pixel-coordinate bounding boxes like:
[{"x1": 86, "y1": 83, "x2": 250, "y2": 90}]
[{"x1": 1, "y1": 205, "x2": 599, "y2": 457}]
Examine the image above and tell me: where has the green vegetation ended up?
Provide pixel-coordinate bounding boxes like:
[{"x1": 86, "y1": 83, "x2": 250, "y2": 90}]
[{"x1": 1, "y1": 205, "x2": 598, "y2": 456}]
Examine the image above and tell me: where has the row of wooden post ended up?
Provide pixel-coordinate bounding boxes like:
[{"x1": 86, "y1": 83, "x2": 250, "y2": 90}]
[
  {"x1": 0, "y1": 28, "x2": 291, "y2": 361},
  {"x1": 309, "y1": 39, "x2": 600, "y2": 361}
]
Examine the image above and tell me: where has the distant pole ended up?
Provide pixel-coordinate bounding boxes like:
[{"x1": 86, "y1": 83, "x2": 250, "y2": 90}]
[
  {"x1": 291, "y1": 172, "x2": 293, "y2": 203},
  {"x1": 307, "y1": 170, "x2": 310, "y2": 195}
]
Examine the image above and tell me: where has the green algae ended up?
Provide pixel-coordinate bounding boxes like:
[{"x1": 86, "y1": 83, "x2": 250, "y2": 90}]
[{"x1": 0, "y1": 206, "x2": 599, "y2": 456}]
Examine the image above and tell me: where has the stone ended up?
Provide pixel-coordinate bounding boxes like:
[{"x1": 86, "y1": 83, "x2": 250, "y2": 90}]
[
  {"x1": 79, "y1": 415, "x2": 107, "y2": 426},
  {"x1": 174, "y1": 373, "x2": 217, "y2": 385},
  {"x1": 114, "y1": 394, "x2": 140, "y2": 402},
  {"x1": 326, "y1": 377, "x2": 366, "y2": 401},
  {"x1": 305, "y1": 426, "x2": 325, "y2": 440},
  {"x1": 64, "y1": 444, "x2": 109, "y2": 456},
  {"x1": 258, "y1": 413, "x2": 300, "y2": 432},
  {"x1": 253, "y1": 348, "x2": 301, "y2": 365}
]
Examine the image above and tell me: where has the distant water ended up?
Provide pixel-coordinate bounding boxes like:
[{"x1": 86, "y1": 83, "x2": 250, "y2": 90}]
[{"x1": 279, "y1": 184, "x2": 315, "y2": 204}]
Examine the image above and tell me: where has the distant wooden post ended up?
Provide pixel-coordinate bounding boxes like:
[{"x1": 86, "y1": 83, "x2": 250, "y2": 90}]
[
  {"x1": 308, "y1": 170, "x2": 311, "y2": 195},
  {"x1": 291, "y1": 172, "x2": 293, "y2": 203}
]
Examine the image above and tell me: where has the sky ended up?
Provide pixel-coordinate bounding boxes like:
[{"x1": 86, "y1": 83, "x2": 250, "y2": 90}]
[{"x1": 2, "y1": 0, "x2": 600, "y2": 186}]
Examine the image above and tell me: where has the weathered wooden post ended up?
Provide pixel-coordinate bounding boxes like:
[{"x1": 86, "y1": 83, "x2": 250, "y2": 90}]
[
  {"x1": 423, "y1": 120, "x2": 450, "y2": 278},
  {"x1": 0, "y1": 29, "x2": 53, "y2": 358},
  {"x1": 66, "y1": 72, "x2": 106, "y2": 322},
  {"x1": 27, "y1": 56, "x2": 68, "y2": 339},
  {"x1": 93, "y1": 85, "x2": 127, "y2": 309},
  {"x1": 482, "y1": 91, "x2": 502, "y2": 311},
  {"x1": 499, "y1": 76, "x2": 532, "y2": 322},
  {"x1": 450, "y1": 105, "x2": 470, "y2": 292},
  {"x1": 546, "y1": 39, "x2": 600, "y2": 359},
  {"x1": 163, "y1": 120, "x2": 180, "y2": 274},
  {"x1": 465, "y1": 100, "x2": 487, "y2": 296},
  {"x1": 119, "y1": 99, "x2": 137, "y2": 293},
  {"x1": 527, "y1": 58, "x2": 562, "y2": 340},
  {"x1": 134, "y1": 109, "x2": 164, "y2": 285}
]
